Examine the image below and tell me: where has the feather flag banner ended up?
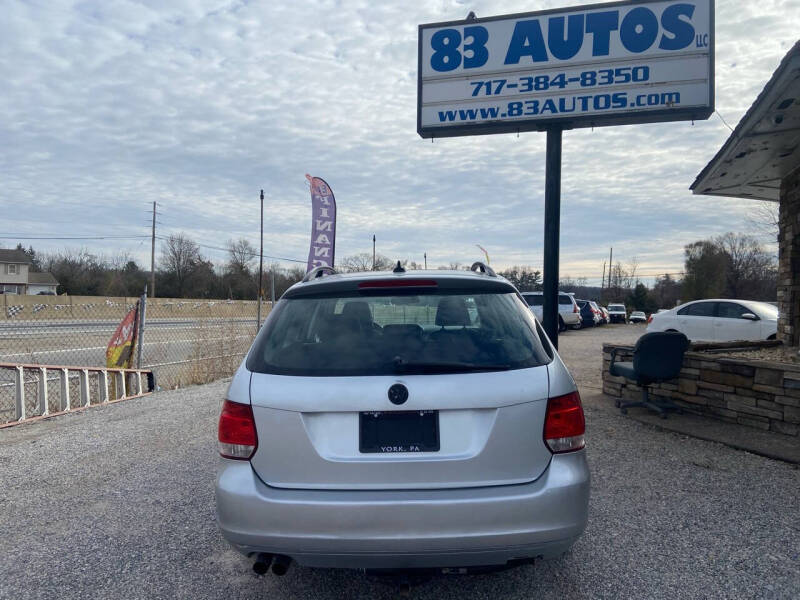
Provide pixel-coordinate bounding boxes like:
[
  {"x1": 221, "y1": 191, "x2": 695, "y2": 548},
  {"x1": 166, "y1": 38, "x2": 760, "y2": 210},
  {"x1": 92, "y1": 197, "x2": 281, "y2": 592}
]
[{"x1": 305, "y1": 175, "x2": 337, "y2": 272}]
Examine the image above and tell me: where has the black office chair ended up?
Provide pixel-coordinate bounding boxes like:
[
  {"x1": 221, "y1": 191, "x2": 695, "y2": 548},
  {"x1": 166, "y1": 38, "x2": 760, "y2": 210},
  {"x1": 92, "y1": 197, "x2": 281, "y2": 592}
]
[{"x1": 609, "y1": 331, "x2": 689, "y2": 418}]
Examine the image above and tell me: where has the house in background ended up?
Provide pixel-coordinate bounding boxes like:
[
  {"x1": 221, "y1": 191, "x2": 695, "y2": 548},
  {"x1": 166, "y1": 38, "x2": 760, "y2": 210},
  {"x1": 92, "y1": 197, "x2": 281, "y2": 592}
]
[
  {"x1": 0, "y1": 249, "x2": 59, "y2": 295},
  {"x1": 27, "y1": 272, "x2": 59, "y2": 295}
]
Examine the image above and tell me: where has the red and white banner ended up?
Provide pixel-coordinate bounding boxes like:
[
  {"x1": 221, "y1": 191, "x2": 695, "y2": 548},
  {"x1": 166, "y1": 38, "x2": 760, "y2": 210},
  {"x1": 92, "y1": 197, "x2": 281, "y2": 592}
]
[{"x1": 305, "y1": 174, "x2": 337, "y2": 272}]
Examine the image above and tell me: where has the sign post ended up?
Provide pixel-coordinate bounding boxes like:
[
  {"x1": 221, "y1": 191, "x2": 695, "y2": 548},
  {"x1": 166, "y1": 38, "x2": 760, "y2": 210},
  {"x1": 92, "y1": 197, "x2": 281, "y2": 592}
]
[
  {"x1": 543, "y1": 127, "x2": 562, "y2": 347},
  {"x1": 418, "y1": 0, "x2": 714, "y2": 345}
]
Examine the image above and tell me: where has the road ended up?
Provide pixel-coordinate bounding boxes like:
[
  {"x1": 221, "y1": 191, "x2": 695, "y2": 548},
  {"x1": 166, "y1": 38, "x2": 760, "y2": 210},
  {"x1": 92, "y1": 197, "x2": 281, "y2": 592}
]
[
  {"x1": 0, "y1": 324, "x2": 798, "y2": 599},
  {"x1": 0, "y1": 318, "x2": 257, "y2": 365},
  {"x1": 0, "y1": 318, "x2": 257, "y2": 413}
]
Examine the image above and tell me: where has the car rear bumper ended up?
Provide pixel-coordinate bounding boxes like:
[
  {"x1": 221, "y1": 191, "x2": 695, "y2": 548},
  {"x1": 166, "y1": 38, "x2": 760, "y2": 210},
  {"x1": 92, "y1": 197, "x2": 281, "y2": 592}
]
[
  {"x1": 561, "y1": 312, "x2": 581, "y2": 326},
  {"x1": 216, "y1": 450, "x2": 590, "y2": 569}
]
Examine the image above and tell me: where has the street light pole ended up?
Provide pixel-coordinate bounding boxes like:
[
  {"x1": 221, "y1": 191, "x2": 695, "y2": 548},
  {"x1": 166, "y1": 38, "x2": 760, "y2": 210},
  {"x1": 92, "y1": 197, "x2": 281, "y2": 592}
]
[
  {"x1": 424, "y1": 252, "x2": 427, "y2": 269},
  {"x1": 372, "y1": 234, "x2": 376, "y2": 271}
]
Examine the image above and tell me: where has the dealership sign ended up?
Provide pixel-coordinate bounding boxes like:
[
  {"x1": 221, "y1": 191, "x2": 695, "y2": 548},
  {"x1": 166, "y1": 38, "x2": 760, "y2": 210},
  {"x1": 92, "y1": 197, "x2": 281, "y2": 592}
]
[{"x1": 417, "y1": 0, "x2": 714, "y2": 137}]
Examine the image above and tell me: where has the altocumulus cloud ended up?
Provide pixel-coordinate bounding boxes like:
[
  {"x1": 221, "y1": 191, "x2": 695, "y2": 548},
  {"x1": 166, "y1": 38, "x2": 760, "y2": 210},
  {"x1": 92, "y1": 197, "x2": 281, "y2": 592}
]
[{"x1": 1, "y1": 0, "x2": 797, "y2": 282}]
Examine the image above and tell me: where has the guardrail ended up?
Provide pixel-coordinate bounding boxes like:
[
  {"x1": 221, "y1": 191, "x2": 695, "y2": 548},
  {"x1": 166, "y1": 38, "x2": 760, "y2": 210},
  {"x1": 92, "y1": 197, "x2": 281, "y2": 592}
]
[{"x1": 0, "y1": 362, "x2": 155, "y2": 427}]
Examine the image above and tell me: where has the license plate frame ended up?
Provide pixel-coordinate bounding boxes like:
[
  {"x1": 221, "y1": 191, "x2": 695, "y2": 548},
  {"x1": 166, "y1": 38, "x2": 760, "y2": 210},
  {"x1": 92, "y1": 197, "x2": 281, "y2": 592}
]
[{"x1": 359, "y1": 410, "x2": 440, "y2": 453}]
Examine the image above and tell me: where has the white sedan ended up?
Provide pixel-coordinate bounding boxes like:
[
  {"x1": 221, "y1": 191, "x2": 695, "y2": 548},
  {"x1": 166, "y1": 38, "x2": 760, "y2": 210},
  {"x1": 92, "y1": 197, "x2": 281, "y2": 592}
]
[{"x1": 646, "y1": 299, "x2": 778, "y2": 342}]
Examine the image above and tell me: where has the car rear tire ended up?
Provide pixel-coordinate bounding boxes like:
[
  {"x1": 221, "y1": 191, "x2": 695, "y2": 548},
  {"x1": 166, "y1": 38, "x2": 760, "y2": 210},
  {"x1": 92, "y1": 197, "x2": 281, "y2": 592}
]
[{"x1": 558, "y1": 316, "x2": 566, "y2": 332}]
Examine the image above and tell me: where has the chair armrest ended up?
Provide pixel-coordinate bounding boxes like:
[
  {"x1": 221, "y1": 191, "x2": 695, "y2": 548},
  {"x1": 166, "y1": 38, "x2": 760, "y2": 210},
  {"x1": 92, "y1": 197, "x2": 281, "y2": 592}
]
[{"x1": 609, "y1": 348, "x2": 618, "y2": 370}]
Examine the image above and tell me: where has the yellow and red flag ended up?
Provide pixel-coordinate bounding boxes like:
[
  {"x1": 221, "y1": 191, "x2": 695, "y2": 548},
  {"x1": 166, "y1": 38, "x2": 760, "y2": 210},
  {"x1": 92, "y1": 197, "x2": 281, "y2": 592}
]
[{"x1": 106, "y1": 303, "x2": 139, "y2": 368}]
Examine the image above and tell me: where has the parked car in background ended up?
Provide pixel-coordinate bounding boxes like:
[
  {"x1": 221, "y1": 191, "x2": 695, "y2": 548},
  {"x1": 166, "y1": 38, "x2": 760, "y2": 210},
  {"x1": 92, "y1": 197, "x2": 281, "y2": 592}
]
[
  {"x1": 629, "y1": 311, "x2": 647, "y2": 323},
  {"x1": 607, "y1": 303, "x2": 627, "y2": 324},
  {"x1": 600, "y1": 306, "x2": 610, "y2": 325},
  {"x1": 522, "y1": 291, "x2": 582, "y2": 331},
  {"x1": 575, "y1": 300, "x2": 600, "y2": 327},
  {"x1": 646, "y1": 299, "x2": 778, "y2": 342},
  {"x1": 589, "y1": 301, "x2": 604, "y2": 325},
  {"x1": 216, "y1": 267, "x2": 589, "y2": 573}
]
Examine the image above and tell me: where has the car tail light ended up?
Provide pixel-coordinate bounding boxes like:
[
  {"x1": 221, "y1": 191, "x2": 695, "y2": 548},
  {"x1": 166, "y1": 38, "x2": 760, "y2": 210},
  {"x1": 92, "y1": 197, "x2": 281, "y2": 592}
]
[
  {"x1": 543, "y1": 391, "x2": 585, "y2": 453},
  {"x1": 573, "y1": 304, "x2": 579, "y2": 313},
  {"x1": 647, "y1": 315, "x2": 653, "y2": 324},
  {"x1": 218, "y1": 399, "x2": 258, "y2": 460}
]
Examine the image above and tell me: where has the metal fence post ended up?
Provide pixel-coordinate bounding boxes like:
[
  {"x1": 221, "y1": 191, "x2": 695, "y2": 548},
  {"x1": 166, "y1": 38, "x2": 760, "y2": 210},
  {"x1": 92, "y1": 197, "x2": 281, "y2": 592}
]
[
  {"x1": 2, "y1": 293, "x2": 7, "y2": 320},
  {"x1": 137, "y1": 288, "x2": 147, "y2": 369}
]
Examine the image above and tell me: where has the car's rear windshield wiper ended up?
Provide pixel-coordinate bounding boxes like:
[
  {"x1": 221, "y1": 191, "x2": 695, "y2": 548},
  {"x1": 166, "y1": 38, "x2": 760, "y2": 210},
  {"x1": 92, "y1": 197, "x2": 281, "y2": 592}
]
[{"x1": 392, "y1": 359, "x2": 511, "y2": 374}]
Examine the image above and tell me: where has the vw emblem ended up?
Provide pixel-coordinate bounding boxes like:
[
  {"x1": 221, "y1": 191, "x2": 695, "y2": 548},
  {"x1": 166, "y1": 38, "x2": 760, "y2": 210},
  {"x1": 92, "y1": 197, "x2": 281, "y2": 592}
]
[{"x1": 388, "y1": 384, "x2": 409, "y2": 405}]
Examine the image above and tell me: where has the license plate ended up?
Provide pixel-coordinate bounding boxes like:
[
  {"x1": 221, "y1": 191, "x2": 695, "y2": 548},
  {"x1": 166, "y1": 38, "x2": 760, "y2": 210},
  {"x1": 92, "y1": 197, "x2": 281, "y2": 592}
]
[{"x1": 359, "y1": 410, "x2": 440, "y2": 453}]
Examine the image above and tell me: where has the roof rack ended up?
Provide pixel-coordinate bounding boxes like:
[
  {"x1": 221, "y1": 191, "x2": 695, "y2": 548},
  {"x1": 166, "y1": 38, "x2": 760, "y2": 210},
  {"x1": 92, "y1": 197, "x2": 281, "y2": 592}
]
[
  {"x1": 470, "y1": 262, "x2": 496, "y2": 277},
  {"x1": 302, "y1": 265, "x2": 338, "y2": 283}
]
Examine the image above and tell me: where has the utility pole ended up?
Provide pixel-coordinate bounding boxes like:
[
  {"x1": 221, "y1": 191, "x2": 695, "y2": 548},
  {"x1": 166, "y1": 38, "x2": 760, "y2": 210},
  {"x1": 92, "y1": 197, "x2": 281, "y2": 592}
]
[
  {"x1": 601, "y1": 261, "x2": 606, "y2": 299},
  {"x1": 372, "y1": 235, "x2": 376, "y2": 271},
  {"x1": 150, "y1": 202, "x2": 156, "y2": 297},
  {"x1": 424, "y1": 252, "x2": 427, "y2": 269},
  {"x1": 608, "y1": 247, "x2": 613, "y2": 294},
  {"x1": 257, "y1": 190, "x2": 264, "y2": 331}
]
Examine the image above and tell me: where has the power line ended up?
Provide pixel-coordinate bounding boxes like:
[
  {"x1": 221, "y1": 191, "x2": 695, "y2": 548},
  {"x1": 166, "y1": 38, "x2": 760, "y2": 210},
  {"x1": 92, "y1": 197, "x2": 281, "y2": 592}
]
[
  {"x1": 0, "y1": 235, "x2": 151, "y2": 240},
  {"x1": 714, "y1": 110, "x2": 735, "y2": 132},
  {"x1": 154, "y1": 235, "x2": 305, "y2": 264}
]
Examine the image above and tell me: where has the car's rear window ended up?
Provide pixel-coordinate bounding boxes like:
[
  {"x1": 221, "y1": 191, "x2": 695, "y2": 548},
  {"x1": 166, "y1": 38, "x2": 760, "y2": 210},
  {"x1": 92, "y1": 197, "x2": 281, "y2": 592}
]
[
  {"x1": 558, "y1": 294, "x2": 573, "y2": 305},
  {"x1": 247, "y1": 292, "x2": 551, "y2": 376},
  {"x1": 608, "y1": 304, "x2": 625, "y2": 312}
]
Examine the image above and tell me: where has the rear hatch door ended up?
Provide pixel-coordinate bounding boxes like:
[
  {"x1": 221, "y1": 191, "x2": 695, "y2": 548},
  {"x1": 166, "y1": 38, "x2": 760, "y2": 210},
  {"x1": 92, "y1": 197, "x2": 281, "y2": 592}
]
[{"x1": 249, "y1": 366, "x2": 552, "y2": 490}]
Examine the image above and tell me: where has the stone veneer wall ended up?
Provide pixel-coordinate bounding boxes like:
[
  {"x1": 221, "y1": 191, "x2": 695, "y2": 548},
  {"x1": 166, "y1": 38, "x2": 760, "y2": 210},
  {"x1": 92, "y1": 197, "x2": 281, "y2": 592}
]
[
  {"x1": 778, "y1": 166, "x2": 800, "y2": 347},
  {"x1": 602, "y1": 343, "x2": 800, "y2": 436}
]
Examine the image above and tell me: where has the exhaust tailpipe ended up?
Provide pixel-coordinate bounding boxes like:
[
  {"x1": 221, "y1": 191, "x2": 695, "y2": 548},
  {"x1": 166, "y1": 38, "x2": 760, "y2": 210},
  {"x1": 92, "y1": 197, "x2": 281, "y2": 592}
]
[
  {"x1": 252, "y1": 553, "x2": 273, "y2": 575},
  {"x1": 271, "y1": 554, "x2": 292, "y2": 576}
]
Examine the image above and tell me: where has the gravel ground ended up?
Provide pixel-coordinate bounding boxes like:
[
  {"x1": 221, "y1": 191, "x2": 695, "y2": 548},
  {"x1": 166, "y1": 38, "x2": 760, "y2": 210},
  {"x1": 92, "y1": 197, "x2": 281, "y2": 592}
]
[{"x1": 1, "y1": 324, "x2": 798, "y2": 600}]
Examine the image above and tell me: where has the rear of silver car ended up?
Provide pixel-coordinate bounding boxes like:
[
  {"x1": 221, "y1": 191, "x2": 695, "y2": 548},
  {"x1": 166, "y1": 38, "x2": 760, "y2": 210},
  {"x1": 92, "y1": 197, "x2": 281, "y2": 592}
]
[{"x1": 216, "y1": 271, "x2": 589, "y2": 571}]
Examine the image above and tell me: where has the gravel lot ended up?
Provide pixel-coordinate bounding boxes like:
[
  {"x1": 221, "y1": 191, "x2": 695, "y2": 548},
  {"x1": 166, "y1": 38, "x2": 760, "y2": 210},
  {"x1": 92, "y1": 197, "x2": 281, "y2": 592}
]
[{"x1": 1, "y1": 324, "x2": 798, "y2": 599}]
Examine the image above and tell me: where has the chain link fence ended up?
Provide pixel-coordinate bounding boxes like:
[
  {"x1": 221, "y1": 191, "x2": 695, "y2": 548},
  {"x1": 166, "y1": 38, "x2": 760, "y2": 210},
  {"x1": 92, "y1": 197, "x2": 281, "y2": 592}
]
[{"x1": 0, "y1": 294, "x2": 270, "y2": 423}]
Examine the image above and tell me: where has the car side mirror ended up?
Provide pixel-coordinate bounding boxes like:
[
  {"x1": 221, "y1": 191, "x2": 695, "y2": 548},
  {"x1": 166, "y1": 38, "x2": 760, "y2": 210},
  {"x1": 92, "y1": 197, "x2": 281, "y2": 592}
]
[{"x1": 741, "y1": 313, "x2": 759, "y2": 321}]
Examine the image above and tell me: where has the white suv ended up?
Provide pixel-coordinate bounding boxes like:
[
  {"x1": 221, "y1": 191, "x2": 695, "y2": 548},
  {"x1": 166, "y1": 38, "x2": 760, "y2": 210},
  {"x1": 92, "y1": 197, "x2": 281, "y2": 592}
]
[
  {"x1": 607, "y1": 304, "x2": 627, "y2": 324},
  {"x1": 521, "y1": 292, "x2": 582, "y2": 331}
]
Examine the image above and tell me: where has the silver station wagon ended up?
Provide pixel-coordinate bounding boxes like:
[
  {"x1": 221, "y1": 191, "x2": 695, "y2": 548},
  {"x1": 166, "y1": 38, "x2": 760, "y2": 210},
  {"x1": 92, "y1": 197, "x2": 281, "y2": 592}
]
[{"x1": 216, "y1": 264, "x2": 589, "y2": 575}]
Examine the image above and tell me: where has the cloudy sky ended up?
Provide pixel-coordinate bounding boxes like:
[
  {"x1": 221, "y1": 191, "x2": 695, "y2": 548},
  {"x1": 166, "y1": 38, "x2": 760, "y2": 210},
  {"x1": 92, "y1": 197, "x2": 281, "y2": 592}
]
[{"x1": 2, "y1": 0, "x2": 797, "y2": 284}]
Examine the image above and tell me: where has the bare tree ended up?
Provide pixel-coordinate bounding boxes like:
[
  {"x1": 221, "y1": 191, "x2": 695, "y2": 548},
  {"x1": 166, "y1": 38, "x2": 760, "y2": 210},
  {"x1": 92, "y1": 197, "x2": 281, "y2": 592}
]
[
  {"x1": 160, "y1": 233, "x2": 201, "y2": 297},
  {"x1": 714, "y1": 232, "x2": 776, "y2": 299},
  {"x1": 226, "y1": 238, "x2": 255, "y2": 274},
  {"x1": 626, "y1": 257, "x2": 640, "y2": 287},
  {"x1": 746, "y1": 201, "x2": 780, "y2": 241},
  {"x1": 339, "y1": 253, "x2": 393, "y2": 272}
]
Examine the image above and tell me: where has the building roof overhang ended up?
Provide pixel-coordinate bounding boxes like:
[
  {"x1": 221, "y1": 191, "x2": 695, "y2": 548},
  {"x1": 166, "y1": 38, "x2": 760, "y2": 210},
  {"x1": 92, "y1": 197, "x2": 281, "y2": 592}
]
[{"x1": 691, "y1": 41, "x2": 800, "y2": 202}]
